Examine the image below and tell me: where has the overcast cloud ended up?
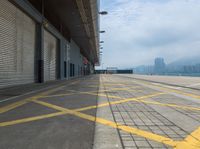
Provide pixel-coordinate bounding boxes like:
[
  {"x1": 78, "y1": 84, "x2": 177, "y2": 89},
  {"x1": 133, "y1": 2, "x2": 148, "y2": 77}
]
[{"x1": 97, "y1": 0, "x2": 200, "y2": 69}]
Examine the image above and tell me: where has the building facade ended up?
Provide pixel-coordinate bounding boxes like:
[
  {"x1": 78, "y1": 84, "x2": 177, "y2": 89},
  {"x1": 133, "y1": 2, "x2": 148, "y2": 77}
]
[
  {"x1": 154, "y1": 57, "x2": 166, "y2": 74},
  {"x1": 0, "y1": 0, "x2": 100, "y2": 88}
]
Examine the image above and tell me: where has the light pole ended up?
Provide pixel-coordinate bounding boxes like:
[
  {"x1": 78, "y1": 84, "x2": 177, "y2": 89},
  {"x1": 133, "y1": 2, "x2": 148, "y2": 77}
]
[
  {"x1": 99, "y1": 11, "x2": 108, "y2": 15},
  {"x1": 100, "y1": 30, "x2": 106, "y2": 33}
]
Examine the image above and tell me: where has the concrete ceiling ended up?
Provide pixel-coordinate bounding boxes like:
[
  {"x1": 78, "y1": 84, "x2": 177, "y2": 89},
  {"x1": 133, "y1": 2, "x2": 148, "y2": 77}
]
[{"x1": 28, "y1": 0, "x2": 99, "y2": 64}]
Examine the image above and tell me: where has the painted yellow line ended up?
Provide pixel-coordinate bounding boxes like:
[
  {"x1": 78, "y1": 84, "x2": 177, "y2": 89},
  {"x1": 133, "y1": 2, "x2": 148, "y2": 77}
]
[
  {"x1": 87, "y1": 85, "x2": 99, "y2": 88},
  {"x1": 0, "y1": 81, "x2": 76, "y2": 114},
  {"x1": 32, "y1": 100, "x2": 177, "y2": 147},
  {"x1": 77, "y1": 93, "x2": 165, "y2": 111},
  {"x1": 81, "y1": 91, "x2": 200, "y2": 112},
  {"x1": 0, "y1": 93, "x2": 162, "y2": 126},
  {"x1": 66, "y1": 89, "x2": 121, "y2": 99},
  {"x1": 35, "y1": 88, "x2": 127, "y2": 100},
  {"x1": 70, "y1": 80, "x2": 80, "y2": 85},
  {"x1": 0, "y1": 112, "x2": 66, "y2": 127},
  {"x1": 98, "y1": 88, "x2": 142, "y2": 93},
  {"x1": 138, "y1": 99, "x2": 200, "y2": 111},
  {"x1": 0, "y1": 86, "x2": 64, "y2": 114},
  {"x1": 1, "y1": 91, "x2": 200, "y2": 130},
  {"x1": 83, "y1": 92, "x2": 121, "y2": 99},
  {"x1": 103, "y1": 84, "x2": 126, "y2": 86},
  {"x1": 134, "y1": 80, "x2": 200, "y2": 99},
  {"x1": 0, "y1": 100, "x2": 29, "y2": 114},
  {"x1": 175, "y1": 127, "x2": 200, "y2": 149},
  {"x1": 39, "y1": 93, "x2": 75, "y2": 98}
]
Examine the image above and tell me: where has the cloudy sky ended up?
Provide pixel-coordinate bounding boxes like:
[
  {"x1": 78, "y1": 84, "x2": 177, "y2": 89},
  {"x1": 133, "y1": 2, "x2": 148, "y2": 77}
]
[{"x1": 97, "y1": 0, "x2": 200, "y2": 69}]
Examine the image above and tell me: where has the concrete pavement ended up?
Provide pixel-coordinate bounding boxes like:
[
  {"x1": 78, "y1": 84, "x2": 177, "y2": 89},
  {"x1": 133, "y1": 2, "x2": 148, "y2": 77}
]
[
  {"x1": 117, "y1": 74, "x2": 200, "y2": 90},
  {"x1": 1, "y1": 74, "x2": 200, "y2": 149}
]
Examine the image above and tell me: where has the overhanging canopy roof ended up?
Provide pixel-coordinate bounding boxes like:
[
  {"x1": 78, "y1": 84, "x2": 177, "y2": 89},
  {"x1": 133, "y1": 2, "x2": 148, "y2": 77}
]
[{"x1": 28, "y1": 0, "x2": 100, "y2": 64}]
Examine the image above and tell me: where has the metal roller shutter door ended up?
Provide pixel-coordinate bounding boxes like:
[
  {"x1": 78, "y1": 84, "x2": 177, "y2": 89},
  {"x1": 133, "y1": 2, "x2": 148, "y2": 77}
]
[
  {"x1": 44, "y1": 30, "x2": 57, "y2": 81},
  {"x1": 0, "y1": 0, "x2": 36, "y2": 88}
]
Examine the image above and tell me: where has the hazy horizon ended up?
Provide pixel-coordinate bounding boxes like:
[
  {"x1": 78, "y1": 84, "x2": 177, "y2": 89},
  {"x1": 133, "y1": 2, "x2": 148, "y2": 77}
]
[{"x1": 96, "y1": 0, "x2": 200, "y2": 69}]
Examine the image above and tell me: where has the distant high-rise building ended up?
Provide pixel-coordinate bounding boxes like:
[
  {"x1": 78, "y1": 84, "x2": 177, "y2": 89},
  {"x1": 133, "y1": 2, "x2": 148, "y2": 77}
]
[{"x1": 154, "y1": 57, "x2": 166, "y2": 74}]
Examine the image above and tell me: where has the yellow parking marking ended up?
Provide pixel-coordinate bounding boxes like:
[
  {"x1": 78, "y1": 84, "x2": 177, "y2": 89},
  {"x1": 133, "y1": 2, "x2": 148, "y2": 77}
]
[
  {"x1": 40, "y1": 93, "x2": 75, "y2": 98},
  {"x1": 0, "y1": 81, "x2": 77, "y2": 114},
  {"x1": 20, "y1": 87, "x2": 142, "y2": 101},
  {"x1": 0, "y1": 87, "x2": 63, "y2": 114},
  {"x1": 98, "y1": 88, "x2": 142, "y2": 93},
  {"x1": 100, "y1": 90, "x2": 200, "y2": 112},
  {"x1": 0, "y1": 112, "x2": 66, "y2": 127},
  {"x1": 0, "y1": 93, "x2": 162, "y2": 127},
  {"x1": 66, "y1": 90, "x2": 121, "y2": 99},
  {"x1": 2, "y1": 91, "x2": 200, "y2": 148},
  {"x1": 103, "y1": 84, "x2": 127, "y2": 86},
  {"x1": 138, "y1": 99, "x2": 200, "y2": 111},
  {"x1": 1, "y1": 77, "x2": 200, "y2": 148},
  {"x1": 75, "y1": 93, "x2": 163, "y2": 111},
  {"x1": 87, "y1": 85, "x2": 99, "y2": 88},
  {"x1": 77, "y1": 92, "x2": 200, "y2": 112},
  {"x1": 31, "y1": 100, "x2": 177, "y2": 147},
  {"x1": 175, "y1": 127, "x2": 200, "y2": 149},
  {"x1": 133, "y1": 80, "x2": 200, "y2": 99},
  {"x1": 76, "y1": 92, "x2": 165, "y2": 111},
  {"x1": 0, "y1": 100, "x2": 29, "y2": 114},
  {"x1": 71, "y1": 80, "x2": 80, "y2": 85},
  {"x1": 38, "y1": 88, "x2": 139, "y2": 99},
  {"x1": 80, "y1": 92, "x2": 121, "y2": 99}
]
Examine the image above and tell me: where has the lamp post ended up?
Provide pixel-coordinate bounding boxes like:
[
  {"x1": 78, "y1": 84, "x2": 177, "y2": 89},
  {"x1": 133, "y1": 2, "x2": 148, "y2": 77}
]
[
  {"x1": 99, "y1": 11, "x2": 108, "y2": 15},
  {"x1": 100, "y1": 30, "x2": 106, "y2": 33}
]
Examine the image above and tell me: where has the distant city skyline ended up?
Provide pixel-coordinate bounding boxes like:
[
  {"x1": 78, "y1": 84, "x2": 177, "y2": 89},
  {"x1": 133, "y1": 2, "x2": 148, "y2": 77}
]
[{"x1": 133, "y1": 57, "x2": 200, "y2": 76}]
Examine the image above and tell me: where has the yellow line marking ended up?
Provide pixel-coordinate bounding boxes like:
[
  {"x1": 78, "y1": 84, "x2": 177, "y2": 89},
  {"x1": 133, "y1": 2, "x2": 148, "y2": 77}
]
[
  {"x1": 75, "y1": 93, "x2": 164, "y2": 111},
  {"x1": 66, "y1": 89, "x2": 121, "y2": 99},
  {"x1": 103, "y1": 84, "x2": 127, "y2": 86},
  {"x1": 175, "y1": 127, "x2": 200, "y2": 149},
  {"x1": 0, "y1": 93, "x2": 162, "y2": 127},
  {"x1": 0, "y1": 112, "x2": 66, "y2": 127},
  {"x1": 1, "y1": 88, "x2": 200, "y2": 148},
  {"x1": 138, "y1": 99, "x2": 200, "y2": 111},
  {"x1": 0, "y1": 97, "x2": 38, "y2": 114},
  {"x1": 40, "y1": 93, "x2": 75, "y2": 98},
  {"x1": 0, "y1": 86, "x2": 63, "y2": 114},
  {"x1": 82, "y1": 92, "x2": 200, "y2": 112},
  {"x1": 87, "y1": 85, "x2": 99, "y2": 88},
  {"x1": 134, "y1": 80, "x2": 200, "y2": 99},
  {"x1": 33, "y1": 87, "x2": 139, "y2": 100},
  {"x1": 31, "y1": 100, "x2": 177, "y2": 147},
  {"x1": 0, "y1": 100, "x2": 28, "y2": 114},
  {"x1": 0, "y1": 80, "x2": 77, "y2": 114},
  {"x1": 98, "y1": 88, "x2": 142, "y2": 93}
]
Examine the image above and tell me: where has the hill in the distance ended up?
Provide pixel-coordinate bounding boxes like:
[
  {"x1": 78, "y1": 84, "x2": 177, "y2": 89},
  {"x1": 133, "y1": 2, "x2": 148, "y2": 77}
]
[{"x1": 168, "y1": 56, "x2": 200, "y2": 66}]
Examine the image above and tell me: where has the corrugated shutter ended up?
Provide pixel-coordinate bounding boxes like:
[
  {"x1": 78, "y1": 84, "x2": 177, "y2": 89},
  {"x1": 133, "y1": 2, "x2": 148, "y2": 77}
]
[
  {"x1": 0, "y1": 0, "x2": 35, "y2": 88},
  {"x1": 44, "y1": 30, "x2": 57, "y2": 81}
]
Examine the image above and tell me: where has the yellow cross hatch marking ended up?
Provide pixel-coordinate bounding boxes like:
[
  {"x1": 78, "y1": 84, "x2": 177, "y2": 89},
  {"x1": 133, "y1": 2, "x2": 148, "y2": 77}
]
[
  {"x1": 31, "y1": 100, "x2": 200, "y2": 148},
  {"x1": 1, "y1": 78, "x2": 200, "y2": 148},
  {"x1": 133, "y1": 80, "x2": 200, "y2": 99},
  {"x1": 0, "y1": 81, "x2": 94, "y2": 114},
  {"x1": 0, "y1": 93, "x2": 163, "y2": 126},
  {"x1": 32, "y1": 100, "x2": 178, "y2": 147}
]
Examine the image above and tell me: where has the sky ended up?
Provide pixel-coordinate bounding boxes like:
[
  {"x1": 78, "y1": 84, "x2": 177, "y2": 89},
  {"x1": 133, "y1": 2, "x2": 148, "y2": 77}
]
[{"x1": 97, "y1": 0, "x2": 200, "y2": 69}]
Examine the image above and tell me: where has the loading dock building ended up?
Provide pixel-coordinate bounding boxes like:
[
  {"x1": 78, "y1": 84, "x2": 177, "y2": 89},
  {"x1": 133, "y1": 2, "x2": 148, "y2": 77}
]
[{"x1": 0, "y1": 0, "x2": 100, "y2": 88}]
